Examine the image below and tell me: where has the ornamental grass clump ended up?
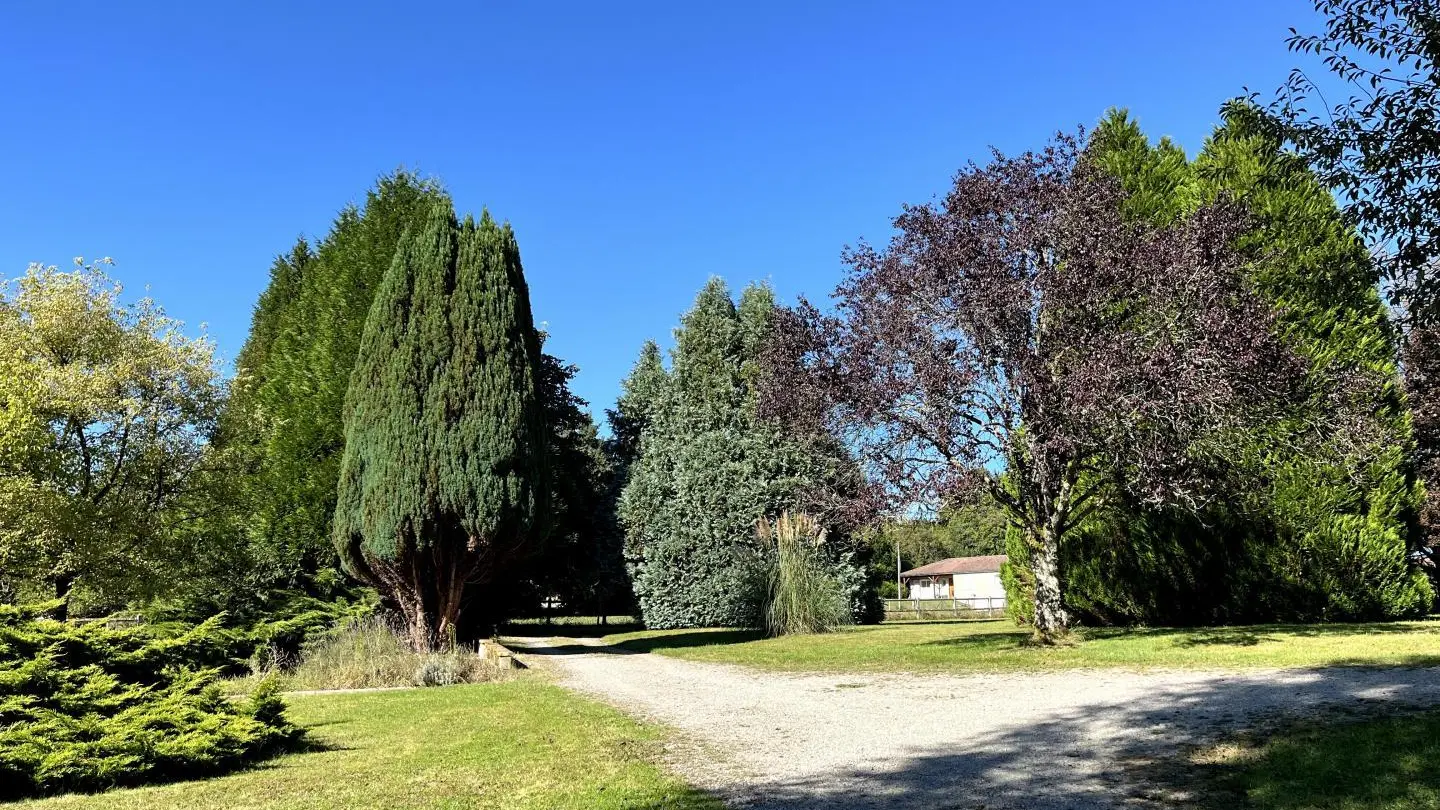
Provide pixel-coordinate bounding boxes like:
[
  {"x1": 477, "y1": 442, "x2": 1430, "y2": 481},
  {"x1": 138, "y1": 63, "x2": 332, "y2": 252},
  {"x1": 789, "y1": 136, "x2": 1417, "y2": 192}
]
[
  {"x1": 758, "y1": 512, "x2": 851, "y2": 637},
  {"x1": 0, "y1": 602, "x2": 302, "y2": 800},
  {"x1": 257, "y1": 615, "x2": 504, "y2": 691}
]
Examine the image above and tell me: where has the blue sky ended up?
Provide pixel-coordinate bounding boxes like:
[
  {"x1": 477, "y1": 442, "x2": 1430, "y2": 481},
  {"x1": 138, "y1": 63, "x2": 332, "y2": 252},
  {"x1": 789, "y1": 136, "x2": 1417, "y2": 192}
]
[{"x1": 1, "y1": 1, "x2": 1321, "y2": 420}]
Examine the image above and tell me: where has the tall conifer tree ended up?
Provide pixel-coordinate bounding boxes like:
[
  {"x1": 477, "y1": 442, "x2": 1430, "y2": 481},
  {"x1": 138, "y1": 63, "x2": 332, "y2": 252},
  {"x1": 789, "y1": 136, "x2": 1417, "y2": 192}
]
[
  {"x1": 619, "y1": 279, "x2": 870, "y2": 629},
  {"x1": 332, "y1": 204, "x2": 545, "y2": 650},
  {"x1": 1019, "y1": 109, "x2": 1433, "y2": 624},
  {"x1": 226, "y1": 172, "x2": 449, "y2": 588}
]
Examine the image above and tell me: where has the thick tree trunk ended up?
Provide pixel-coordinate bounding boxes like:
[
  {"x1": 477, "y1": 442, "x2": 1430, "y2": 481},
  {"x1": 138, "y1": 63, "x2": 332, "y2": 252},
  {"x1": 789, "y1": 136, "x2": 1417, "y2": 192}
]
[
  {"x1": 52, "y1": 572, "x2": 77, "y2": 622},
  {"x1": 366, "y1": 533, "x2": 480, "y2": 652},
  {"x1": 1030, "y1": 527, "x2": 1069, "y2": 643}
]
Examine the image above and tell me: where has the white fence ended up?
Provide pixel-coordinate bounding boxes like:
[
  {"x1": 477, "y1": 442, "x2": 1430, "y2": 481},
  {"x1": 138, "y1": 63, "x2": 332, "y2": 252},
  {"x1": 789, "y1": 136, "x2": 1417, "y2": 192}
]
[{"x1": 882, "y1": 596, "x2": 1005, "y2": 620}]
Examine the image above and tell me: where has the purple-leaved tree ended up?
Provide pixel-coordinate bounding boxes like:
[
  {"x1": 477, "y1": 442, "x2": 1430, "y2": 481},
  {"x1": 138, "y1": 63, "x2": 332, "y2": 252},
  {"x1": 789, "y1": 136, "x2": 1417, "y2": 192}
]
[{"x1": 760, "y1": 133, "x2": 1306, "y2": 643}]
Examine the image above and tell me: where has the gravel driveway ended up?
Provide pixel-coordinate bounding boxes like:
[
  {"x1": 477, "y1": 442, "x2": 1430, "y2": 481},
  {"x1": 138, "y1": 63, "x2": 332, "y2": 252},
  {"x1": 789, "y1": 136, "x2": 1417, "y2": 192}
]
[{"x1": 507, "y1": 636, "x2": 1440, "y2": 810}]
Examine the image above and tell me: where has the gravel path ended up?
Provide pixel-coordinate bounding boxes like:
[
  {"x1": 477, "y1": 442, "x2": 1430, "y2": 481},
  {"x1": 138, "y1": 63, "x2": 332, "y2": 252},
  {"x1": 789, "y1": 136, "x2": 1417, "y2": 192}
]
[{"x1": 507, "y1": 636, "x2": 1440, "y2": 810}]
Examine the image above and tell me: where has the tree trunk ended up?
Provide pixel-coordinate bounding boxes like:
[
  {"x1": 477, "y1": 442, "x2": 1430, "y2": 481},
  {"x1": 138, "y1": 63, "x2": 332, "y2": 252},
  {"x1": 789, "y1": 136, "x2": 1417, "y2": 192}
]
[
  {"x1": 52, "y1": 572, "x2": 77, "y2": 622},
  {"x1": 1030, "y1": 526, "x2": 1070, "y2": 644},
  {"x1": 367, "y1": 537, "x2": 477, "y2": 652}
]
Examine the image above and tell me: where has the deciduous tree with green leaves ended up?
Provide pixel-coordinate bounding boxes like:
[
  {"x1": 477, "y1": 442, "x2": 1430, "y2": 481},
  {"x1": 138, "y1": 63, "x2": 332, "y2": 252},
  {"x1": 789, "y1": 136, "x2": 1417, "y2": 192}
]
[
  {"x1": 0, "y1": 260, "x2": 221, "y2": 619},
  {"x1": 1252, "y1": 0, "x2": 1440, "y2": 324}
]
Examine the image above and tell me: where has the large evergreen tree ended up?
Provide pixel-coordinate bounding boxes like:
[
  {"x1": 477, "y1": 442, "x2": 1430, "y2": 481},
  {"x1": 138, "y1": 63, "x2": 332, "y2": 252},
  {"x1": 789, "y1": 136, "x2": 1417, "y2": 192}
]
[
  {"x1": 332, "y1": 204, "x2": 545, "y2": 650},
  {"x1": 619, "y1": 279, "x2": 872, "y2": 629},
  {"x1": 522, "y1": 341, "x2": 629, "y2": 620},
  {"x1": 1022, "y1": 109, "x2": 1434, "y2": 624},
  {"x1": 605, "y1": 340, "x2": 666, "y2": 472},
  {"x1": 234, "y1": 172, "x2": 449, "y2": 590}
]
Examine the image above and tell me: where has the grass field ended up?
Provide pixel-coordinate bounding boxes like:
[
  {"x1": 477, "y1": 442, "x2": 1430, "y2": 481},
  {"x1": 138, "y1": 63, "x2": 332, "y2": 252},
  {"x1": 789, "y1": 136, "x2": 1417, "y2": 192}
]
[
  {"x1": 601, "y1": 618, "x2": 1440, "y2": 673},
  {"x1": 16, "y1": 680, "x2": 719, "y2": 810},
  {"x1": 1183, "y1": 709, "x2": 1440, "y2": 809}
]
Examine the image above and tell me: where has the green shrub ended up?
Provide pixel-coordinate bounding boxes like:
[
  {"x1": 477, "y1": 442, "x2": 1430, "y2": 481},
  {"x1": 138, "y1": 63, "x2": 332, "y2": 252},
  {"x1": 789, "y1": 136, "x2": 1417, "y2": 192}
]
[
  {"x1": 237, "y1": 592, "x2": 378, "y2": 672},
  {"x1": 0, "y1": 602, "x2": 301, "y2": 800},
  {"x1": 140, "y1": 589, "x2": 379, "y2": 677},
  {"x1": 758, "y1": 513, "x2": 851, "y2": 636}
]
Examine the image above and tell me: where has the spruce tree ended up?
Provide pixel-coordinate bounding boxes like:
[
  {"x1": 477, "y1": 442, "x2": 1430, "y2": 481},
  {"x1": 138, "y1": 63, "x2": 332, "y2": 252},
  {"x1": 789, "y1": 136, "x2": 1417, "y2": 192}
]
[
  {"x1": 618, "y1": 279, "x2": 870, "y2": 629},
  {"x1": 605, "y1": 341, "x2": 666, "y2": 470},
  {"x1": 332, "y1": 204, "x2": 545, "y2": 650}
]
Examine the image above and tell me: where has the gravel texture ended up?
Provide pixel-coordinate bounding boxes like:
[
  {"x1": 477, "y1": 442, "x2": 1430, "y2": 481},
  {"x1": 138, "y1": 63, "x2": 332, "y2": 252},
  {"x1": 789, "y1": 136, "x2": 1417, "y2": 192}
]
[{"x1": 506, "y1": 635, "x2": 1440, "y2": 810}]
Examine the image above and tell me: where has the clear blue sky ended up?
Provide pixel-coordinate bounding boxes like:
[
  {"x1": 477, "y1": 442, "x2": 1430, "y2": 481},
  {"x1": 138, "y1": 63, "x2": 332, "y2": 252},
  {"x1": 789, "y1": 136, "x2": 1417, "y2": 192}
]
[{"x1": 1, "y1": 1, "x2": 1321, "y2": 420}]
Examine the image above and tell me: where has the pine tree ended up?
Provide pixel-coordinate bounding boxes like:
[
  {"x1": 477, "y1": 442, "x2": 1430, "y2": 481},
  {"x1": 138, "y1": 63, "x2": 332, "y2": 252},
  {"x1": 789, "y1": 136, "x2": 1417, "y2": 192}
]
[
  {"x1": 1019, "y1": 108, "x2": 1434, "y2": 624},
  {"x1": 618, "y1": 279, "x2": 870, "y2": 629},
  {"x1": 605, "y1": 340, "x2": 666, "y2": 471},
  {"x1": 332, "y1": 204, "x2": 545, "y2": 650}
]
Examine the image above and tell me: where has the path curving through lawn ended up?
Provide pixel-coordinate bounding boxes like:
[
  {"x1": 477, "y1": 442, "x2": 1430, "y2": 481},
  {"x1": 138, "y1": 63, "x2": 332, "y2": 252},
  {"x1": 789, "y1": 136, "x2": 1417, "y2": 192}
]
[{"x1": 506, "y1": 636, "x2": 1440, "y2": 810}]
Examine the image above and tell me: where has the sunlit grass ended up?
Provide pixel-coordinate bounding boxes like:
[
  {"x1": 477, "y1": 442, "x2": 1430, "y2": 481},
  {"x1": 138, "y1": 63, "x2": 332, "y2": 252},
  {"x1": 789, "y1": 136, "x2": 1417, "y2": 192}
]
[
  {"x1": 17, "y1": 680, "x2": 719, "y2": 810},
  {"x1": 603, "y1": 618, "x2": 1440, "y2": 673}
]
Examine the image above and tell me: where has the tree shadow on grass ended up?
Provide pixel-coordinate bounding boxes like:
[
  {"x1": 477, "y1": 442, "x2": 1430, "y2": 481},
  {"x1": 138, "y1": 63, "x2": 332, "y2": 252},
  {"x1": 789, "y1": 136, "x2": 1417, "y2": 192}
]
[
  {"x1": 1174, "y1": 628, "x2": 1280, "y2": 647},
  {"x1": 503, "y1": 630, "x2": 766, "y2": 657},
  {"x1": 916, "y1": 628, "x2": 1034, "y2": 649},
  {"x1": 612, "y1": 629, "x2": 766, "y2": 653},
  {"x1": 1091, "y1": 620, "x2": 1440, "y2": 642},
  {"x1": 708, "y1": 665, "x2": 1440, "y2": 810},
  {"x1": 1131, "y1": 704, "x2": 1440, "y2": 810}
]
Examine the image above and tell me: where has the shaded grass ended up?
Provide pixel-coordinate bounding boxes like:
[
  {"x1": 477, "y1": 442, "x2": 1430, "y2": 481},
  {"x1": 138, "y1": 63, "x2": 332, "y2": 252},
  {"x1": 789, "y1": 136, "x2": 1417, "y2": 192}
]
[
  {"x1": 1184, "y1": 708, "x2": 1440, "y2": 809},
  {"x1": 604, "y1": 618, "x2": 1440, "y2": 673},
  {"x1": 503, "y1": 616, "x2": 645, "y2": 638},
  {"x1": 17, "y1": 679, "x2": 719, "y2": 810}
]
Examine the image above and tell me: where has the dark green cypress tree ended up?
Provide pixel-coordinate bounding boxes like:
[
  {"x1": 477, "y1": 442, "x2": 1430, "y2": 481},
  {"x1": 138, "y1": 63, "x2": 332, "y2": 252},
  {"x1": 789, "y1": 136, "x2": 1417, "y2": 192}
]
[
  {"x1": 208, "y1": 239, "x2": 316, "y2": 596},
  {"x1": 247, "y1": 171, "x2": 449, "y2": 587},
  {"x1": 332, "y1": 204, "x2": 545, "y2": 650},
  {"x1": 234, "y1": 238, "x2": 312, "y2": 390},
  {"x1": 530, "y1": 342, "x2": 630, "y2": 619}
]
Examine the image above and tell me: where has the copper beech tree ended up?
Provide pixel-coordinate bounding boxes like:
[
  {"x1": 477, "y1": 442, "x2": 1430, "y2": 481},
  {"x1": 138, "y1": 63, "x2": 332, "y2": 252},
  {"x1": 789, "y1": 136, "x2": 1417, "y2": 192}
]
[{"x1": 760, "y1": 134, "x2": 1307, "y2": 643}]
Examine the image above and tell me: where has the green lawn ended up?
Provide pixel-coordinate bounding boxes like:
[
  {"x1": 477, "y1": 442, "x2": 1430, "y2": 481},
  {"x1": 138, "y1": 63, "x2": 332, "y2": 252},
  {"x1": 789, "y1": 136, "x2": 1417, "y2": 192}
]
[
  {"x1": 16, "y1": 680, "x2": 719, "y2": 810},
  {"x1": 1186, "y1": 709, "x2": 1440, "y2": 809},
  {"x1": 602, "y1": 618, "x2": 1440, "y2": 673}
]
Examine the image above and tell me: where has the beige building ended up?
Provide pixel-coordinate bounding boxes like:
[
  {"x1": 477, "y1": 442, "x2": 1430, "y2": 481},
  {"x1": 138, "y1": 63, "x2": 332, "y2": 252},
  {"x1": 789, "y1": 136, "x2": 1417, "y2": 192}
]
[{"x1": 899, "y1": 555, "x2": 1007, "y2": 607}]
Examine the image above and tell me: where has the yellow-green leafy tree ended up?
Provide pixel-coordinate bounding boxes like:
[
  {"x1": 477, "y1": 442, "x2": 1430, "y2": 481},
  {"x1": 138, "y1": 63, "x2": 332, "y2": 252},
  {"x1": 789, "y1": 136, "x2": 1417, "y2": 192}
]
[{"x1": 0, "y1": 260, "x2": 220, "y2": 618}]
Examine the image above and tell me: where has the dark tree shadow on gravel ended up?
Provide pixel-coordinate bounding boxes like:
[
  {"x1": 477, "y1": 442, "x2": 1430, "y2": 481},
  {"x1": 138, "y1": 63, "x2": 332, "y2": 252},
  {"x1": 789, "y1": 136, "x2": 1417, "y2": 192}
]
[{"x1": 712, "y1": 665, "x2": 1440, "y2": 810}]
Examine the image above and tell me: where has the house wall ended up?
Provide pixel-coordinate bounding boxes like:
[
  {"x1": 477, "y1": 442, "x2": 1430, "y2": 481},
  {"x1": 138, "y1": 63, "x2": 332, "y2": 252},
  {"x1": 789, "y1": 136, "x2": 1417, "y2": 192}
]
[
  {"x1": 903, "y1": 572, "x2": 1005, "y2": 605},
  {"x1": 953, "y1": 572, "x2": 1005, "y2": 600}
]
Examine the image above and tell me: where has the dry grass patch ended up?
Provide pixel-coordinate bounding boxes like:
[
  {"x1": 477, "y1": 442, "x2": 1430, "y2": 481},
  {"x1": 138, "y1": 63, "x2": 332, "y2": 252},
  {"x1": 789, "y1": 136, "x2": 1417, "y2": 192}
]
[{"x1": 233, "y1": 617, "x2": 511, "y2": 692}]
